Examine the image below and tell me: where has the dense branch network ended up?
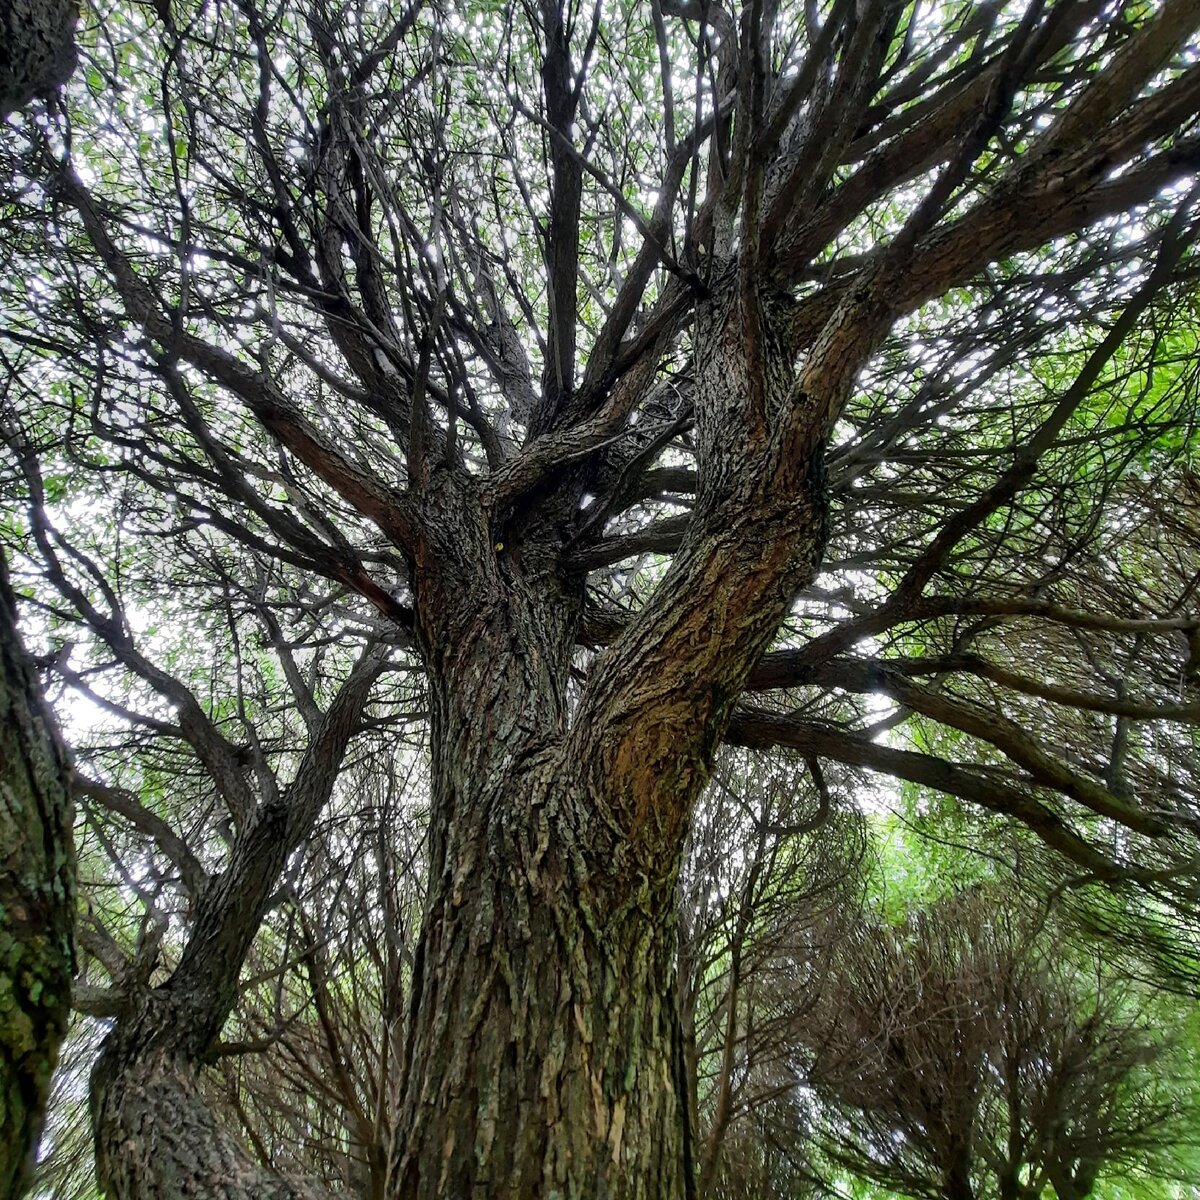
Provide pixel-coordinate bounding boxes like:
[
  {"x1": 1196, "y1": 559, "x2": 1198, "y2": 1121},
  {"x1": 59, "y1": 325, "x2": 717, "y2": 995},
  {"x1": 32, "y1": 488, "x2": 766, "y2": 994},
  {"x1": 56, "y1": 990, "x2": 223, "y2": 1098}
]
[{"x1": 1, "y1": 0, "x2": 1199, "y2": 1196}]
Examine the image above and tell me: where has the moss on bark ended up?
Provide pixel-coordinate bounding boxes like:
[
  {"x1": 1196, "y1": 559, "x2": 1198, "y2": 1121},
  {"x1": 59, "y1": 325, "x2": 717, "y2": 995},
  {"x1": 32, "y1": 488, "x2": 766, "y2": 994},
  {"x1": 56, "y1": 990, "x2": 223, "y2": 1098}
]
[{"x1": 0, "y1": 558, "x2": 75, "y2": 1198}]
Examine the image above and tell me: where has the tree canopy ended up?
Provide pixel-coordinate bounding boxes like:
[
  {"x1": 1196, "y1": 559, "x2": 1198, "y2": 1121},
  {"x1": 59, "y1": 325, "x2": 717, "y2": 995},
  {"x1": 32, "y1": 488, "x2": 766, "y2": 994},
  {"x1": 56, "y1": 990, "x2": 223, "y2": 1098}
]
[{"x1": 2, "y1": 1, "x2": 1200, "y2": 1197}]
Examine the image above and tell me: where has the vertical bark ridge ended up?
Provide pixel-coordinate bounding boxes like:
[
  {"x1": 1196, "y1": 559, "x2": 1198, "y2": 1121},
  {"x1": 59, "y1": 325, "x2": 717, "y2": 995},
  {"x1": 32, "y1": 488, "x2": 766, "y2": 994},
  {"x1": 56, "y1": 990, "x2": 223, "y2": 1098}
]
[
  {"x1": 393, "y1": 750, "x2": 691, "y2": 1200},
  {"x1": 395, "y1": 512, "x2": 694, "y2": 1197}
]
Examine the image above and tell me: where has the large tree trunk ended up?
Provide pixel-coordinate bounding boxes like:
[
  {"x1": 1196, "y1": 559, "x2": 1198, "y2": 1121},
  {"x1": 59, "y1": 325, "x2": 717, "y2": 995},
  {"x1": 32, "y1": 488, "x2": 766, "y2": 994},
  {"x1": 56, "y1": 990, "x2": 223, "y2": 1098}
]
[
  {"x1": 390, "y1": 292, "x2": 824, "y2": 1199},
  {"x1": 391, "y1": 746, "x2": 694, "y2": 1199},
  {"x1": 0, "y1": 556, "x2": 75, "y2": 1199},
  {"x1": 387, "y1": 488, "x2": 696, "y2": 1198}
]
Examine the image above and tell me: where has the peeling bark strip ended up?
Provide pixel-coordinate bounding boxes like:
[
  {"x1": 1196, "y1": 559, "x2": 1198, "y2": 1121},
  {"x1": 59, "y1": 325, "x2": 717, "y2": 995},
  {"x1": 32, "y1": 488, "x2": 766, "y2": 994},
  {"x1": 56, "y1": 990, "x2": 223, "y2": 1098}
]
[{"x1": 0, "y1": 556, "x2": 75, "y2": 1199}]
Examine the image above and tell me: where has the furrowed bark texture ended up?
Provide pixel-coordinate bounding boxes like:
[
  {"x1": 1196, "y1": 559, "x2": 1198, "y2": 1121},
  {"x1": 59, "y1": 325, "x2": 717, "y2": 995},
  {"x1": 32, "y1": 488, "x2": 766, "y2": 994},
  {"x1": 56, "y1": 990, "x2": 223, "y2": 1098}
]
[
  {"x1": 391, "y1": 291, "x2": 830, "y2": 1199},
  {"x1": 392, "y1": 491, "x2": 697, "y2": 1197},
  {"x1": 0, "y1": 0, "x2": 77, "y2": 117},
  {"x1": 0, "y1": 559, "x2": 75, "y2": 1199},
  {"x1": 391, "y1": 746, "x2": 692, "y2": 1200},
  {"x1": 570, "y1": 282, "x2": 830, "y2": 860},
  {"x1": 90, "y1": 1003, "x2": 331, "y2": 1200}
]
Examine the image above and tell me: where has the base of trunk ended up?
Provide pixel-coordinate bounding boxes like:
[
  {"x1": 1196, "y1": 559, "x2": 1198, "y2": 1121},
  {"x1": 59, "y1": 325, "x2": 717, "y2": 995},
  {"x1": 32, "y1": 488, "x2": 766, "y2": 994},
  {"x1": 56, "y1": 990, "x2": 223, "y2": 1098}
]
[
  {"x1": 90, "y1": 1005, "x2": 331, "y2": 1200},
  {"x1": 390, "y1": 768, "x2": 694, "y2": 1200}
]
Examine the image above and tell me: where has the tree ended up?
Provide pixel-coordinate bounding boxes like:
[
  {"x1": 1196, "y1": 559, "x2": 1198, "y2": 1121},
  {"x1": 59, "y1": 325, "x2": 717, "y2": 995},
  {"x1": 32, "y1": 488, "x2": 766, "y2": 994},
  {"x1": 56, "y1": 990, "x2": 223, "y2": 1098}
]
[
  {"x1": 0, "y1": 6, "x2": 79, "y2": 1193},
  {"x1": 0, "y1": 0, "x2": 78, "y2": 118},
  {"x1": 0, "y1": 557, "x2": 75, "y2": 1199},
  {"x1": 2, "y1": 1, "x2": 1200, "y2": 1197},
  {"x1": 800, "y1": 892, "x2": 1190, "y2": 1200},
  {"x1": 679, "y1": 750, "x2": 864, "y2": 1197}
]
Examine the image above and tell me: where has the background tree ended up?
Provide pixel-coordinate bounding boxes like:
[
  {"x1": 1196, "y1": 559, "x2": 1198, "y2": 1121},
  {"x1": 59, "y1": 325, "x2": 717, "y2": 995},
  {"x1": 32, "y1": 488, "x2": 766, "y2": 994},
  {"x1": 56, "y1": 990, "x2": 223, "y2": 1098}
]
[
  {"x1": 0, "y1": 4, "x2": 79, "y2": 1190},
  {"x1": 800, "y1": 891, "x2": 1192, "y2": 1200},
  {"x1": 678, "y1": 750, "x2": 864, "y2": 1197},
  {"x1": 2, "y1": 1, "x2": 1200, "y2": 1198}
]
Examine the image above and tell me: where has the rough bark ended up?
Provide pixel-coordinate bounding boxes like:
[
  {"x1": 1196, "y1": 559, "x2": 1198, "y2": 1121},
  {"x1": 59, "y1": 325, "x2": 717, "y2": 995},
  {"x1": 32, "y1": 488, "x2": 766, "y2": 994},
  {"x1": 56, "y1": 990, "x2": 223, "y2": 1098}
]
[
  {"x1": 0, "y1": 555, "x2": 75, "y2": 1199},
  {"x1": 390, "y1": 750, "x2": 693, "y2": 1200},
  {"x1": 90, "y1": 998, "x2": 331, "y2": 1200},
  {"x1": 0, "y1": 0, "x2": 77, "y2": 117},
  {"x1": 390, "y1": 490, "x2": 699, "y2": 1198}
]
